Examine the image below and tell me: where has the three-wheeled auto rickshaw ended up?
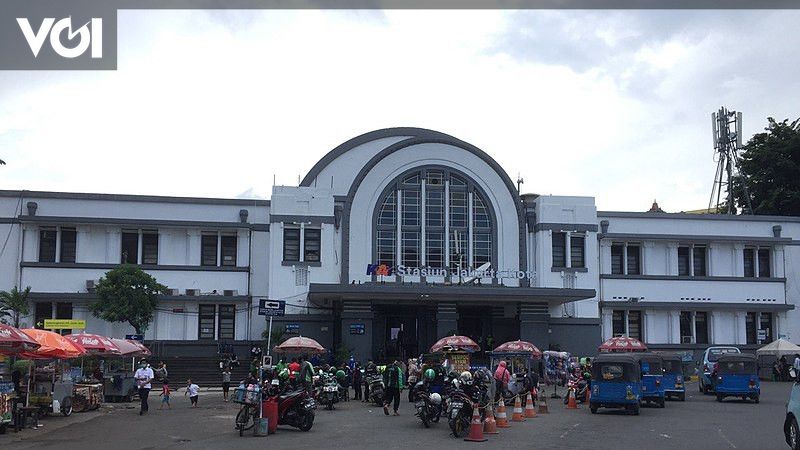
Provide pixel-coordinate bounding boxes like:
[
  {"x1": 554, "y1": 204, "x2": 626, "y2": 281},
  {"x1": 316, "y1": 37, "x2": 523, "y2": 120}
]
[
  {"x1": 635, "y1": 352, "x2": 665, "y2": 408},
  {"x1": 659, "y1": 353, "x2": 685, "y2": 401},
  {"x1": 713, "y1": 353, "x2": 760, "y2": 403},
  {"x1": 589, "y1": 353, "x2": 642, "y2": 415}
]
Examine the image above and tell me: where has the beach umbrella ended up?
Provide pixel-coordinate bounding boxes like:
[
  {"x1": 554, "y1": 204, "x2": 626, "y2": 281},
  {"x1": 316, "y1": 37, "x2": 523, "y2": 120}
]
[
  {"x1": 430, "y1": 335, "x2": 480, "y2": 353},
  {"x1": 274, "y1": 336, "x2": 326, "y2": 354},
  {"x1": 492, "y1": 340, "x2": 542, "y2": 357},
  {"x1": 21, "y1": 328, "x2": 86, "y2": 359},
  {"x1": 0, "y1": 324, "x2": 41, "y2": 355},
  {"x1": 65, "y1": 333, "x2": 121, "y2": 356},
  {"x1": 598, "y1": 336, "x2": 648, "y2": 353},
  {"x1": 108, "y1": 338, "x2": 150, "y2": 357}
]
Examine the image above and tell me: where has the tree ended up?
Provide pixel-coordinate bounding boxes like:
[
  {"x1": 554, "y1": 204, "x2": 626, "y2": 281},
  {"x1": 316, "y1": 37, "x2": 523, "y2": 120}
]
[
  {"x1": 0, "y1": 286, "x2": 31, "y2": 327},
  {"x1": 90, "y1": 265, "x2": 166, "y2": 335},
  {"x1": 732, "y1": 117, "x2": 800, "y2": 216}
]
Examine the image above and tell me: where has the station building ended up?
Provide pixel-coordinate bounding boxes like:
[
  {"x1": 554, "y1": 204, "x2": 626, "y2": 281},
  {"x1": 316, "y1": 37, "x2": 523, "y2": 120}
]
[{"x1": 0, "y1": 127, "x2": 797, "y2": 361}]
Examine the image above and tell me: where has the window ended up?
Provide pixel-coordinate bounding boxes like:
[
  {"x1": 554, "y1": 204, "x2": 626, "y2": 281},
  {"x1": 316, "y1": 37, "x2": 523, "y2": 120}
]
[
  {"x1": 34, "y1": 302, "x2": 51, "y2": 329},
  {"x1": 626, "y1": 244, "x2": 641, "y2": 275},
  {"x1": 402, "y1": 231, "x2": 420, "y2": 267},
  {"x1": 426, "y1": 171, "x2": 443, "y2": 186},
  {"x1": 55, "y1": 302, "x2": 73, "y2": 335},
  {"x1": 221, "y1": 235, "x2": 237, "y2": 266},
  {"x1": 693, "y1": 246, "x2": 707, "y2": 276},
  {"x1": 217, "y1": 305, "x2": 235, "y2": 340},
  {"x1": 449, "y1": 230, "x2": 467, "y2": 269},
  {"x1": 449, "y1": 191, "x2": 467, "y2": 228},
  {"x1": 402, "y1": 190, "x2": 420, "y2": 227},
  {"x1": 744, "y1": 248, "x2": 755, "y2": 277},
  {"x1": 304, "y1": 228, "x2": 321, "y2": 263},
  {"x1": 678, "y1": 245, "x2": 707, "y2": 276},
  {"x1": 376, "y1": 230, "x2": 395, "y2": 266},
  {"x1": 760, "y1": 312, "x2": 773, "y2": 343},
  {"x1": 570, "y1": 235, "x2": 585, "y2": 268},
  {"x1": 695, "y1": 312, "x2": 708, "y2": 344},
  {"x1": 120, "y1": 231, "x2": 138, "y2": 264},
  {"x1": 378, "y1": 192, "x2": 396, "y2": 226},
  {"x1": 627, "y1": 310, "x2": 642, "y2": 341},
  {"x1": 612, "y1": 310, "x2": 625, "y2": 336},
  {"x1": 746, "y1": 312, "x2": 757, "y2": 345},
  {"x1": 611, "y1": 244, "x2": 623, "y2": 275},
  {"x1": 38, "y1": 228, "x2": 57, "y2": 262},
  {"x1": 758, "y1": 249, "x2": 771, "y2": 277},
  {"x1": 198, "y1": 305, "x2": 216, "y2": 340},
  {"x1": 680, "y1": 311, "x2": 693, "y2": 343},
  {"x1": 141, "y1": 231, "x2": 158, "y2": 265},
  {"x1": 201, "y1": 234, "x2": 218, "y2": 266},
  {"x1": 744, "y1": 247, "x2": 771, "y2": 278},
  {"x1": 425, "y1": 190, "x2": 444, "y2": 228},
  {"x1": 426, "y1": 232, "x2": 444, "y2": 268},
  {"x1": 678, "y1": 246, "x2": 690, "y2": 276},
  {"x1": 59, "y1": 228, "x2": 76, "y2": 263},
  {"x1": 283, "y1": 227, "x2": 300, "y2": 262},
  {"x1": 473, "y1": 232, "x2": 491, "y2": 267},
  {"x1": 552, "y1": 232, "x2": 566, "y2": 267},
  {"x1": 473, "y1": 195, "x2": 490, "y2": 229}
]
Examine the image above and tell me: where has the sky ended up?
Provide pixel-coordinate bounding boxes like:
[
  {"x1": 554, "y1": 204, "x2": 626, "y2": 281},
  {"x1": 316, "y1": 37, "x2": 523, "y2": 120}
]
[{"x1": 0, "y1": 10, "x2": 798, "y2": 212}]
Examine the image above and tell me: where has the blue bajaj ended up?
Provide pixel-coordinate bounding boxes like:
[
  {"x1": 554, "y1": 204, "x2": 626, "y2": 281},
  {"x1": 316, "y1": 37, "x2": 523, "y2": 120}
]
[
  {"x1": 660, "y1": 353, "x2": 686, "y2": 402},
  {"x1": 589, "y1": 354, "x2": 642, "y2": 415},
  {"x1": 714, "y1": 354, "x2": 760, "y2": 403},
  {"x1": 636, "y1": 353, "x2": 666, "y2": 408}
]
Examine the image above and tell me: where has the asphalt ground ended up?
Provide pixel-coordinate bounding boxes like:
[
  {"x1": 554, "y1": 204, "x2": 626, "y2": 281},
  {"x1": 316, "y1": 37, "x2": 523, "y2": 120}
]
[{"x1": 1, "y1": 381, "x2": 792, "y2": 450}]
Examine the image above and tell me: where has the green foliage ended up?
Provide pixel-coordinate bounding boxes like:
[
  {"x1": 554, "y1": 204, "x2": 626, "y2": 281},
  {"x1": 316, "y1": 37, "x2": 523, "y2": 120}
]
[
  {"x1": 733, "y1": 117, "x2": 800, "y2": 216},
  {"x1": 334, "y1": 344, "x2": 352, "y2": 365},
  {"x1": 89, "y1": 265, "x2": 166, "y2": 334},
  {"x1": 12, "y1": 359, "x2": 32, "y2": 372},
  {"x1": 262, "y1": 326, "x2": 286, "y2": 350},
  {"x1": 0, "y1": 286, "x2": 31, "y2": 328}
]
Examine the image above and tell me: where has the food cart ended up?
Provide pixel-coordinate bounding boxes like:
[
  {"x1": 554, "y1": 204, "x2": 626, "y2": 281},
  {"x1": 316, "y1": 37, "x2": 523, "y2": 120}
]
[
  {"x1": 20, "y1": 329, "x2": 86, "y2": 417},
  {"x1": 428, "y1": 335, "x2": 481, "y2": 373},
  {"x1": 0, "y1": 381, "x2": 14, "y2": 434},
  {"x1": 72, "y1": 383, "x2": 102, "y2": 412},
  {"x1": 103, "y1": 338, "x2": 150, "y2": 403}
]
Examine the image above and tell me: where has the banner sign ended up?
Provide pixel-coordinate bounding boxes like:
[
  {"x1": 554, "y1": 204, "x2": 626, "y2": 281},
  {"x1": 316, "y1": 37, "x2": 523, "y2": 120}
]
[
  {"x1": 349, "y1": 324, "x2": 365, "y2": 335},
  {"x1": 367, "y1": 264, "x2": 535, "y2": 281},
  {"x1": 43, "y1": 319, "x2": 86, "y2": 329},
  {"x1": 258, "y1": 299, "x2": 286, "y2": 316}
]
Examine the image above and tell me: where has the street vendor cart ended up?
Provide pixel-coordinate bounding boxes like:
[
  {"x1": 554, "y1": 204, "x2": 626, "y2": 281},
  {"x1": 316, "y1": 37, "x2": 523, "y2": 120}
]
[
  {"x1": 489, "y1": 340, "x2": 543, "y2": 404},
  {"x1": 20, "y1": 329, "x2": 86, "y2": 417},
  {"x1": 103, "y1": 338, "x2": 150, "y2": 403},
  {"x1": 72, "y1": 383, "x2": 102, "y2": 412},
  {"x1": 0, "y1": 381, "x2": 14, "y2": 434}
]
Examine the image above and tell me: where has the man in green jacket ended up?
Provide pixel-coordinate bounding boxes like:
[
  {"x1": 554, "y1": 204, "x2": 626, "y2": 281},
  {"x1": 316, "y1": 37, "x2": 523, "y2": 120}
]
[
  {"x1": 298, "y1": 355, "x2": 315, "y2": 393},
  {"x1": 382, "y1": 360, "x2": 404, "y2": 416}
]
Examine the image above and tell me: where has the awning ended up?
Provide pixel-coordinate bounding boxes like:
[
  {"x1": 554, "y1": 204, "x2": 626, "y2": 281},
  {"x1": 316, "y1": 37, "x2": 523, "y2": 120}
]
[
  {"x1": 308, "y1": 282, "x2": 595, "y2": 305},
  {"x1": 599, "y1": 301, "x2": 794, "y2": 312}
]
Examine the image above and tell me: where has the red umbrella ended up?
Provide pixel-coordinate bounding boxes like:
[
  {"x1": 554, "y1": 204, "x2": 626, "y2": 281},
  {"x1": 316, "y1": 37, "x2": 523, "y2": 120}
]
[
  {"x1": 598, "y1": 336, "x2": 648, "y2": 353},
  {"x1": 129, "y1": 340, "x2": 151, "y2": 357},
  {"x1": 65, "y1": 334, "x2": 121, "y2": 356},
  {"x1": 109, "y1": 338, "x2": 150, "y2": 357},
  {"x1": 0, "y1": 324, "x2": 41, "y2": 355},
  {"x1": 492, "y1": 340, "x2": 542, "y2": 357},
  {"x1": 21, "y1": 329, "x2": 86, "y2": 359},
  {"x1": 430, "y1": 335, "x2": 480, "y2": 353},
  {"x1": 274, "y1": 336, "x2": 326, "y2": 354}
]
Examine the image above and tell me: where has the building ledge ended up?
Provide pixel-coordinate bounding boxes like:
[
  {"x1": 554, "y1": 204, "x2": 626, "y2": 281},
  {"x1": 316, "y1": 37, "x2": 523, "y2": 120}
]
[
  {"x1": 600, "y1": 274, "x2": 786, "y2": 283},
  {"x1": 599, "y1": 300, "x2": 794, "y2": 312},
  {"x1": 21, "y1": 262, "x2": 250, "y2": 272}
]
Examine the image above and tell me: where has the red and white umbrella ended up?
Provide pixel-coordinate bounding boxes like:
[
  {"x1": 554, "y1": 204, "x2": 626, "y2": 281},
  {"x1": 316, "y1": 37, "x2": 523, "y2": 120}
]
[
  {"x1": 598, "y1": 336, "x2": 648, "y2": 353},
  {"x1": 0, "y1": 324, "x2": 41, "y2": 355},
  {"x1": 109, "y1": 338, "x2": 150, "y2": 357},
  {"x1": 492, "y1": 340, "x2": 542, "y2": 357},
  {"x1": 65, "y1": 333, "x2": 121, "y2": 356},
  {"x1": 430, "y1": 335, "x2": 480, "y2": 353},
  {"x1": 274, "y1": 336, "x2": 326, "y2": 354}
]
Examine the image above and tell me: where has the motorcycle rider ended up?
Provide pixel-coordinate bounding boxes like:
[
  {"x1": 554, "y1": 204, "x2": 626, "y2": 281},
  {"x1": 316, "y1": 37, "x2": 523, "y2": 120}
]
[
  {"x1": 363, "y1": 359, "x2": 377, "y2": 403},
  {"x1": 382, "y1": 360, "x2": 405, "y2": 416},
  {"x1": 298, "y1": 355, "x2": 315, "y2": 394}
]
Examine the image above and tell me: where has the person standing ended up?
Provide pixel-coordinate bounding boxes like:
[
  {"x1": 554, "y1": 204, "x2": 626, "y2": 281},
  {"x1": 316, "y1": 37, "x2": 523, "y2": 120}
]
[
  {"x1": 493, "y1": 360, "x2": 510, "y2": 402},
  {"x1": 406, "y1": 358, "x2": 419, "y2": 402},
  {"x1": 352, "y1": 362, "x2": 363, "y2": 401},
  {"x1": 363, "y1": 359, "x2": 377, "y2": 403},
  {"x1": 298, "y1": 355, "x2": 315, "y2": 393},
  {"x1": 793, "y1": 354, "x2": 800, "y2": 381},
  {"x1": 222, "y1": 368, "x2": 232, "y2": 402},
  {"x1": 134, "y1": 360, "x2": 154, "y2": 415},
  {"x1": 159, "y1": 379, "x2": 171, "y2": 410},
  {"x1": 382, "y1": 360, "x2": 404, "y2": 416},
  {"x1": 185, "y1": 379, "x2": 200, "y2": 407}
]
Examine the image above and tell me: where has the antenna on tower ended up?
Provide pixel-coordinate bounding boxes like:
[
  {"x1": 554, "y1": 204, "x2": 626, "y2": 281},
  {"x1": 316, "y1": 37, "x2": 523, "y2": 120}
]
[
  {"x1": 516, "y1": 174, "x2": 524, "y2": 193},
  {"x1": 708, "y1": 107, "x2": 752, "y2": 215}
]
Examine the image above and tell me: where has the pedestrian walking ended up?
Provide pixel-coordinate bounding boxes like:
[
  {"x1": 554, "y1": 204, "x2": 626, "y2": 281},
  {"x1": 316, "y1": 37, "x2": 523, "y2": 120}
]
[
  {"x1": 406, "y1": 358, "x2": 419, "y2": 402},
  {"x1": 155, "y1": 361, "x2": 168, "y2": 381},
  {"x1": 222, "y1": 368, "x2": 231, "y2": 402},
  {"x1": 298, "y1": 355, "x2": 315, "y2": 393},
  {"x1": 382, "y1": 360, "x2": 404, "y2": 416},
  {"x1": 134, "y1": 360, "x2": 154, "y2": 416},
  {"x1": 494, "y1": 360, "x2": 511, "y2": 402},
  {"x1": 185, "y1": 379, "x2": 200, "y2": 407},
  {"x1": 159, "y1": 379, "x2": 171, "y2": 410}
]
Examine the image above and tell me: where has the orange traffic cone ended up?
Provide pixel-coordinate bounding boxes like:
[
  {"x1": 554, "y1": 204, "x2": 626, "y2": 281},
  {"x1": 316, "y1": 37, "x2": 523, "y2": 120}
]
[
  {"x1": 538, "y1": 395, "x2": 549, "y2": 414},
  {"x1": 464, "y1": 405, "x2": 488, "y2": 442},
  {"x1": 483, "y1": 404, "x2": 499, "y2": 434},
  {"x1": 511, "y1": 394, "x2": 525, "y2": 422},
  {"x1": 495, "y1": 399, "x2": 510, "y2": 428},
  {"x1": 566, "y1": 389, "x2": 578, "y2": 409},
  {"x1": 524, "y1": 392, "x2": 537, "y2": 418}
]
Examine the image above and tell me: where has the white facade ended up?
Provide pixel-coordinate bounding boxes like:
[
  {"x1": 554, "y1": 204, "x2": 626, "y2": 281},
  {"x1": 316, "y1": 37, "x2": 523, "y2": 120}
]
[{"x1": 0, "y1": 127, "x2": 797, "y2": 360}]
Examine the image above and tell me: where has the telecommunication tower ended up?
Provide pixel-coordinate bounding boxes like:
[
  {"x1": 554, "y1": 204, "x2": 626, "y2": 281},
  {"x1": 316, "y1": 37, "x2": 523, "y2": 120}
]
[{"x1": 708, "y1": 107, "x2": 752, "y2": 214}]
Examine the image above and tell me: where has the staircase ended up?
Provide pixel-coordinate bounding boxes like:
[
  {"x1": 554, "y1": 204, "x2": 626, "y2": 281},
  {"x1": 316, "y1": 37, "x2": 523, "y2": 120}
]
[{"x1": 154, "y1": 356, "x2": 250, "y2": 388}]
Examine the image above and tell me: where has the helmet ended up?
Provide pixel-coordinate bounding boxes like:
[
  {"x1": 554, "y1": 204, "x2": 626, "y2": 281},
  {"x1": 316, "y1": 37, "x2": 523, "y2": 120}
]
[
  {"x1": 460, "y1": 371, "x2": 473, "y2": 384},
  {"x1": 336, "y1": 370, "x2": 346, "y2": 380},
  {"x1": 429, "y1": 393, "x2": 442, "y2": 405},
  {"x1": 424, "y1": 368, "x2": 435, "y2": 380},
  {"x1": 278, "y1": 368, "x2": 289, "y2": 380}
]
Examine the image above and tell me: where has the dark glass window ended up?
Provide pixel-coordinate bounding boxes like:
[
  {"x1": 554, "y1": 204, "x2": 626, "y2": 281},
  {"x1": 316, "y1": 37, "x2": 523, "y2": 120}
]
[
  {"x1": 552, "y1": 232, "x2": 566, "y2": 267},
  {"x1": 198, "y1": 305, "x2": 216, "y2": 339},
  {"x1": 402, "y1": 190, "x2": 420, "y2": 227},
  {"x1": 449, "y1": 191, "x2": 467, "y2": 228},
  {"x1": 426, "y1": 171, "x2": 443, "y2": 186},
  {"x1": 304, "y1": 228, "x2": 321, "y2": 263},
  {"x1": 218, "y1": 305, "x2": 235, "y2": 340},
  {"x1": 426, "y1": 232, "x2": 444, "y2": 268},
  {"x1": 221, "y1": 235, "x2": 237, "y2": 266},
  {"x1": 627, "y1": 310, "x2": 642, "y2": 341},
  {"x1": 450, "y1": 175, "x2": 466, "y2": 187},
  {"x1": 141, "y1": 231, "x2": 158, "y2": 265},
  {"x1": 473, "y1": 195, "x2": 490, "y2": 229},
  {"x1": 570, "y1": 235, "x2": 585, "y2": 268},
  {"x1": 680, "y1": 311, "x2": 692, "y2": 343},
  {"x1": 376, "y1": 230, "x2": 395, "y2": 266},
  {"x1": 612, "y1": 310, "x2": 625, "y2": 336},
  {"x1": 121, "y1": 231, "x2": 138, "y2": 264},
  {"x1": 695, "y1": 312, "x2": 708, "y2": 344},
  {"x1": 693, "y1": 246, "x2": 707, "y2": 276},
  {"x1": 402, "y1": 231, "x2": 420, "y2": 267},
  {"x1": 283, "y1": 228, "x2": 300, "y2": 262},
  {"x1": 55, "y1": 302, "x2": 73, "y2": 335},
  {"x1": 34, "y1": 302, "x2": 51, "y2": 329},
  {"x1": 39, "y1": 228, "x2": 57, "y2": 262},
  {"x1": 760, "y1": 312, "x2": 773, "y2": 343},
  {"x1": 746, "y1": 312, "x2": 757, "y2": 345},
  {"x1": 378, "y1": 192, "x2": 396, "y2": 227},
  {"x1": 611, "y1": 244, "x2": 624, "y2": 275},
  {"x1": 678, "y1": 246, "x2": 690, "y2": 276},
  {"x1": 758, "y1": 249, "x2": 771, "y2": 277},
  {"x1": 201, "y1": 234, "x2": 218, "y2": 266},
  {"x1": 743, "y1": 248, "x2": 755, "y2": 277},
  {"x1": 473, "y1": 232, "x2": 491, "y2": 267},
  {"x1": 59, "y1": 228, "x2": 76, "y2": 263},
  {"x1": 425, "y1": 190, "x2": 444, "y2": 228},
  {"x1": 403, "y1": 174, "x2": 420, "y2": 185},
  {"x1": 449, "y1": 230, "x2": 467, "y2": 269},
  {"x1": 626, "y1": 244, "x2": 641, "y2": 275}
]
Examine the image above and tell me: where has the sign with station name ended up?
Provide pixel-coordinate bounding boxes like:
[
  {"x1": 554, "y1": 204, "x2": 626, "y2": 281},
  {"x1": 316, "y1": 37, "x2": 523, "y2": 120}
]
[{"x1": 366, "y1": 264, "x2": 535, "y2": 280}]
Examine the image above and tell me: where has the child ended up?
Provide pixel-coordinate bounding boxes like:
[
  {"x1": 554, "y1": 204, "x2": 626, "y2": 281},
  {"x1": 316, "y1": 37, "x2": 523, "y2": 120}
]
[
  {"x1": 185, "y1": 379, "x2": 200, "y2": 407},
  {"x1": 159, "y1": 378, "x2": 171, "y2": 410}
]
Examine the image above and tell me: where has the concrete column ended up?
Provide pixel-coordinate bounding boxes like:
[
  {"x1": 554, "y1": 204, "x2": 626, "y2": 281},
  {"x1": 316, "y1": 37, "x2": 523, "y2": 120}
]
[
  {"x1": 187, "y1": 229, "x2": 201, "y2": 266},
  {"x1": 773, "y1": 246, "x2": 786, "y2": 278},
  {"x1": 709, "y1": 312, "x2": 716, "y2": 344},
  {"x1": 22, "y1": 226, "x2": 38, "y2": 263},
  {"x1": 599, "y1": 239, "x2": 611, "y2": 275},
  {"x1": 666, "y1": 242, "x2": 679, "y2": 276},
  {"x1": 733, "y1": 244, "x2": 745, "y2": 277},
  {"x1": 643, "y1": 241, "x2": 655, "y2": 275},
  {"x1": 106, "y1": 228, "x2": 121, "y2": 263},
  {"x1": 341, "y1": 307, "x2": 374, "y2": 363},
  {"x1": 668, "y1": 310, "x2": 680, "y2": 344},
  {"x1": 565, "y1": 231, "x2": 572, "y2": 268},
  {"x1": 237, "y1": 229, "x2": 249, "y2": 267},
  {"x1": 436, "y1": 303, "x2": 458, "y2": 338},
  {"x1": 734, "y1": 311, "x2": 746, "y2": 345},
  {"x1": 76, "y1": 226, "x2": 91, "y2": 263},
  {"x1": 601, "y1": 310, "x2": 613, "y2": 340}
]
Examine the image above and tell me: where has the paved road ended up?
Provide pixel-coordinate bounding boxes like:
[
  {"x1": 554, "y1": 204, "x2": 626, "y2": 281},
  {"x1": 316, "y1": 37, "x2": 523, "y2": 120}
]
[{"x1": 1, "y1": 381, "x2": 792, "y2": 450}]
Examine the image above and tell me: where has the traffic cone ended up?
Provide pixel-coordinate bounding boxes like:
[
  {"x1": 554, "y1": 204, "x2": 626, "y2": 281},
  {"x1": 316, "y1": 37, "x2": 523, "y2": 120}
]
[
  {"x1": 464, "y1": 405, "x2": 488, "y2": 442},
  {"x1": 524, "y1": 392, "x2": 537, "y2": 418},
  {"x1": 483, "y1": 404, "x2": 499, "y2": 434},
  {"x1": 538, "y1": 395, "x2": 549, "y2": 414},
  {"x1": 495, "y1": 399, "x2": 510, "y2": 428},
  {"x1": 566, "y1": 389, "x2": 578, "y2": 409},
  {"x1": 511, "y1": 394, "x2": 525, "y2": 422}
]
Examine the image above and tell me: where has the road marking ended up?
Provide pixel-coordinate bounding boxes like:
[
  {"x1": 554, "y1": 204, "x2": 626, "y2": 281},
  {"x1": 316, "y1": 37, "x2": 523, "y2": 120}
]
[
  {"x1": 560, "y1": 423, "x2": 580, "y2": 439},
  {"x1": 718, "y1": 428, "x2": 737, "y2": 449}
]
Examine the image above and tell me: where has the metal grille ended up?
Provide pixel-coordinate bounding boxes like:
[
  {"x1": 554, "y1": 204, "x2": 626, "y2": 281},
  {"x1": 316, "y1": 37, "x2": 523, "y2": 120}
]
[
  {"x1": 295, "y1": 266, "x2": 308, "y2": 286},
  {"x1": 561, "y1": 271, "x2": 577, "y2": 289}
]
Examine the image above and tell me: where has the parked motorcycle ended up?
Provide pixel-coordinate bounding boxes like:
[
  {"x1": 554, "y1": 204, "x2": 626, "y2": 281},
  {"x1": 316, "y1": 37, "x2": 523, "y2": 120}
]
[
  {"x1": 446, "y1": 379, "x2": 475, "y2": 438},
  {"x1": 367, "y1": 374, "x2": 385, "y2": 407},
  {"x1": 413, "y1": 381, "x2": 443, "y2": 428},
  {"x1": 266, "y1": 380, "x2": 316, "y2": 431},
  {"x1": 318, "y1": 374, "x2": 340, "y2": 410}
]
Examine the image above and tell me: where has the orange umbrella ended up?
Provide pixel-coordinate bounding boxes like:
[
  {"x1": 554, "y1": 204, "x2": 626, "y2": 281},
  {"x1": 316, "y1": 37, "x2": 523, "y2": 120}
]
[
  {"x1": 21, "y1": 328, "x2": 86, "y2": 359},
  {"x1": 274, "y1": 336, "x2": 326, "y2": 354}
]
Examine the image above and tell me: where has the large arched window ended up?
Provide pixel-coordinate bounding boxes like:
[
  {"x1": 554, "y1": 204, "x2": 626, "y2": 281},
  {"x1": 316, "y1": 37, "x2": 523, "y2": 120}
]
[{"x1": 374, "y1": 167, "x2": 494, "y2": 271}]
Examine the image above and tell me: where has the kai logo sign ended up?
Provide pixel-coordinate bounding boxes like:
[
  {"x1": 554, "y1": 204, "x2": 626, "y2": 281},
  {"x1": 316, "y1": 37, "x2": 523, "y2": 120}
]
[{"x1": 17, "y1": 17, "x2": 102, "y2": 59}]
